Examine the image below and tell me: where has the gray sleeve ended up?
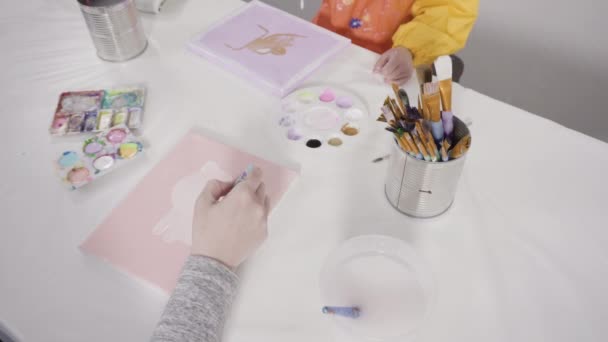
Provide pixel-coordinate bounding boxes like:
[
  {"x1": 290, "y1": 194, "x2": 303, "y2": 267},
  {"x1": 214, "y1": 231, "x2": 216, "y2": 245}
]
[{"x1": 151, "y1": 255, "x2": 239, "y2": 342}]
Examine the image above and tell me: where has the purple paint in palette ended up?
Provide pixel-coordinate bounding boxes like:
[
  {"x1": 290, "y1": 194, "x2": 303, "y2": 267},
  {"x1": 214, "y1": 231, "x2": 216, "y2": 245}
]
[
  {"x1": 287, "y1": 127, "x2": 303, "y2": 141},
  {"x1": 336, "y1": 96, "x2": 353, "y2": 109},
  {"x1": 55, "y1": 125, "x2": 144, "y2": 190},
  {"x1": 83, "y1": 138, "x2": 105, "y2": 156},
  {"x1": 187, "y1": 1, "x2": 351, "y2": 96}
]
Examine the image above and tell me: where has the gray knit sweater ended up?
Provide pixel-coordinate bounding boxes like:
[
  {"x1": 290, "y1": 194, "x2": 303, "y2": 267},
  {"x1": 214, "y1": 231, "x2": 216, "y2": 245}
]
[{"x1": 151, "y1": 256, "x2": 238, "y2": 342}]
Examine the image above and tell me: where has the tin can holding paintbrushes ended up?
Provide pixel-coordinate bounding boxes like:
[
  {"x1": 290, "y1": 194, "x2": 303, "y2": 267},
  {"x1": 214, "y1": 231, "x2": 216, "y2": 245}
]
[
  {"x1": 78, "y1": 0, "x2": 148, "y2": 62},
  {"x1": 384, "y1": 116, "x2": 470, "y2": 218}
]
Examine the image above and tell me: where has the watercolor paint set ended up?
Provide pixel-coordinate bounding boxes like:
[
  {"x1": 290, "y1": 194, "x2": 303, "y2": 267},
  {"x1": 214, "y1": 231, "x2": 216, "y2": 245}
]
[
  {"x1": 277, "y1": 85, "x2": 369, "y2": 149},
  {"x1": 55, "y1": 125, "x2": 144, "y2": 190},
  {"x1": 50, "y1": 87, "x2": 146, "y2": 136}
]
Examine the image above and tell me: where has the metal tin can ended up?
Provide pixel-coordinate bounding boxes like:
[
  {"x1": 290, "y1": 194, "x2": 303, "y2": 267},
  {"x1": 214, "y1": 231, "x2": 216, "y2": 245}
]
[
  {"x1": 78, "y1": 0, "x2": 148, "y2": 62},
  {"x1": 385, "y1": 117, "x2": 470, "y2": 218}
]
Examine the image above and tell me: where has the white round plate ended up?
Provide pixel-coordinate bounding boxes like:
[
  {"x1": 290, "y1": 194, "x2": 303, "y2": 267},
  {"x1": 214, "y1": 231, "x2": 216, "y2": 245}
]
[{"x1": 320, "y1": 235, "x2": 435, "y2": 341}]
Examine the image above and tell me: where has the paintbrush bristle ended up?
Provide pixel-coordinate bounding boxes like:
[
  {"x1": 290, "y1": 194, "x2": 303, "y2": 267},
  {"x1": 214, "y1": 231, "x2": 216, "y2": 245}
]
[
  {"x1": 434, "y1": 55, "x2": 453, "y2": 82},
  {"x1": 423, "y1": 82, "x2": 439, "y2": 94}
]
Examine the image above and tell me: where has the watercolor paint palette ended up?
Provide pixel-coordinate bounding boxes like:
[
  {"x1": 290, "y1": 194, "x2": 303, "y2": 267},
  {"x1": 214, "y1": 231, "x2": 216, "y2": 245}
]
[
  {"x1": 55, "y1": 125, "x2": 144, "y2": 190},
  {"x1": 277, "y1": 85, "x2": 369, "y2": 149},
  {"x1": 50, "y1": 87, "x2": 146, "y2": 136}
]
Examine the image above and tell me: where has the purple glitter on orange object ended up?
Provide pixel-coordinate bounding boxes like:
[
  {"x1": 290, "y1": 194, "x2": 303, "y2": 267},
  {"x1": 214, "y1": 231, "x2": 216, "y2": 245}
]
[{"x1": 349, "y1": 18, "x2": 362, "y2": 29}]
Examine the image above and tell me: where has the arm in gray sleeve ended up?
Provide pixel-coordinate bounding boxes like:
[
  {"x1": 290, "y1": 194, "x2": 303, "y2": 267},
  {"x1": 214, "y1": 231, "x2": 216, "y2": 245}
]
[{"x1": 151, "y1": 255, "x2": 239, "y2": 342}]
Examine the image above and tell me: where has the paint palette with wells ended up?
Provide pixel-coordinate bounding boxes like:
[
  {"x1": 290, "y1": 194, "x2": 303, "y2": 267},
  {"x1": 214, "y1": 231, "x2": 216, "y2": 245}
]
[{"x1": 277, "y1": 85, "x2": 370, "y2": 149}]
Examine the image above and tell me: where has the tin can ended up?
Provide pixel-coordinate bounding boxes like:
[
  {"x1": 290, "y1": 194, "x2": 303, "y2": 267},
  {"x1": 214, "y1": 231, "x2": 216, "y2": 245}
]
[
  {"x1": 385, "y1": 117, "x2": 470, "y2": 218},
  {"x1": 78, "y1": 0, "x2": 148, "y2": 62}
]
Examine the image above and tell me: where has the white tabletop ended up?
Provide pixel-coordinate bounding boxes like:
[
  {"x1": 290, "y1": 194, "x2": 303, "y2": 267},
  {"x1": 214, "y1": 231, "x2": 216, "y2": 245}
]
[{"x1": 1, "y1": 1, "x2": 608, "y2": 341}]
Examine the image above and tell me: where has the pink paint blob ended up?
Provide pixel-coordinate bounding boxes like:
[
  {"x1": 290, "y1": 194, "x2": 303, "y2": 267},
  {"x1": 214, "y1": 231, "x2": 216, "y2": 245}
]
[
  {"x1": 52, "y1": 117, "x2": 68, "y2": 128},
  {"x1": 106, "y1": 128, "x2": 127, "y2": 144},
  {"x1": 68, "y1": 167, "x2": 90, "y2": 184},
  {"x1": 319, "y1": 88, "x2": 336, "y2": 102}
]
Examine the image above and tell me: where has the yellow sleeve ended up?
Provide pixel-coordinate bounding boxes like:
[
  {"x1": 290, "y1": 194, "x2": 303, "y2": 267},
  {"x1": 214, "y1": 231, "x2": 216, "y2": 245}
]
[{"x1": 392, "y1": 0, "x2": 479, "y2": 66}]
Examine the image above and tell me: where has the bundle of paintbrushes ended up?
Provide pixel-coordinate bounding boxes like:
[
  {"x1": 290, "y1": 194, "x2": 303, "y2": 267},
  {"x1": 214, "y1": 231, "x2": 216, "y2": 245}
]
[{"x1": 377, "y1": 56, "x2": 471, "y2": 162}]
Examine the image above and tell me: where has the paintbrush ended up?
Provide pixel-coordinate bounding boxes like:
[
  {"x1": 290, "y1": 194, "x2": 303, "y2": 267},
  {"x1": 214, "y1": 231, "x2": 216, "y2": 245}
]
[
  {"x1": 409, "y1": 106, "x2": 422, "y2": 120},
  {"x1": 434, "y1": 56, "x2": 453, "y2": 112},
  {"x1": 421, "y1": 82, "x2": 444, "y2": 141},
  {"x1": 404, "y1": 132, "x2": 422, "y2": 159},
  {"x1": 392, "y1": 83, "x2": 407, "y2": 117},
  {"x1": 390, "y1": 98, "x2": 405, "y2": 119},
  {"x1": 398, "y1": 89, "x2": 411, "y2": 108},
  {"x1": 410, "y1": 130, "x2": 430, "y2": 161},
  {"x1": 434, "y1": 56, "x2": 454, "y2": 140},
  {"x1": 322, "y1": 306, "x2": 360, "y2": 319},
  {"x1": 415, "y1": 121, "x2": 437, "y2": 161},
  {"x1": 426, "y1": 130, "x2": 441, "y2": 162},
  {"x1": 381, "y1": 105, "x2": 397, "y2": 125},
  {"x1": 398, "y1": 131, "x2": 417, "y2": 155},
  {"x1": 383, "y1": 96, "x2": 400, "y2": 120},
  {"x1": 448, "y1": 134, "x2": 471, "y2": 159},
  {"x1": 440, "y1": 139, "x2": 450, "y2": 162},
  {"x1": 372, "y1": 154, "x2": 391, "y2": 163}
]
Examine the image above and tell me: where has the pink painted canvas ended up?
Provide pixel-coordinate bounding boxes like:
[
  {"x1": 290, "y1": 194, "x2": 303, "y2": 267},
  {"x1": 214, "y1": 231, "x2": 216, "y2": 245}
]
[
  {"x1": 187, "y1": 0, "x2": 350, "y2": 96},
  {"x1": 81, "y1": 131, "x2": 299, "y2": 293}
]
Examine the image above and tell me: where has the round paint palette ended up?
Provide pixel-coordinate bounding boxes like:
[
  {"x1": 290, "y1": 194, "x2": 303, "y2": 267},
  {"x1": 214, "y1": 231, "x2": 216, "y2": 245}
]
[{"x1": 277, "y1": 86, "x2": 369, "y2": 149}]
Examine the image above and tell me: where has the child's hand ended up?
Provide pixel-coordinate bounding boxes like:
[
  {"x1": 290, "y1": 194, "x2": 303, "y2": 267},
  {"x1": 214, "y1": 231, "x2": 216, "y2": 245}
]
[
  {"x1": 373, "y1": 46, "x2": 414, "y2": 85},
  {"x1": 191, "y1": 167, "x2": 270, "y2": 269}
]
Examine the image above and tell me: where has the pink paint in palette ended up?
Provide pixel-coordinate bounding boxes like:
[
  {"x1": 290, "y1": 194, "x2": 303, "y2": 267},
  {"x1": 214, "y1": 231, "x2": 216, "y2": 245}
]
[
  {"x1": 187, "y1": 1, "x2": 350, "y2": 96},
  {"x1": 81, "y1": 131, "x2": 299, "y2": 293}
]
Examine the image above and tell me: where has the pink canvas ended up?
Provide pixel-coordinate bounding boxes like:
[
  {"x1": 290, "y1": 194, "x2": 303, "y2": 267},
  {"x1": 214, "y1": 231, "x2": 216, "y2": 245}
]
[
  {"x1": 188, "y1": 0, "x2": 350, "y2": 96},
  {"x1": 81, "y1": 131, "x2": 299, "y2": 293}
]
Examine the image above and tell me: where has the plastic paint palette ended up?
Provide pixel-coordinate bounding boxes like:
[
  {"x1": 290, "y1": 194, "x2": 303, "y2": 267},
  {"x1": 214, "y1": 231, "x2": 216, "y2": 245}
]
[
  {"x1": 55, "y1": 125, "x2": 144, "y2": 190},
  {"x1": 278, "y1": 86, "x2": 369, "y2": 149},
  {"x1": 320, "y1": 235, "x2": 435, "y2": 341},
  {"x1": 50, "y1": 87, "x2": 146, "y2": 136}
]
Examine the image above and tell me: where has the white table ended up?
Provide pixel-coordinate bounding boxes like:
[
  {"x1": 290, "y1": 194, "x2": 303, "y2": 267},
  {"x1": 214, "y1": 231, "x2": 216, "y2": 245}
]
[{"x1": 1, "y1": 1, "x2": 607, "y2": 341}]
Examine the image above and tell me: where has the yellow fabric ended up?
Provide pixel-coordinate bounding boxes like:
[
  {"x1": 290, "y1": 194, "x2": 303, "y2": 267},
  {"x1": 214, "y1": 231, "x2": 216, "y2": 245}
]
[{"x1": 392, "y1": 0, "x2": 479, "y2": 65}]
